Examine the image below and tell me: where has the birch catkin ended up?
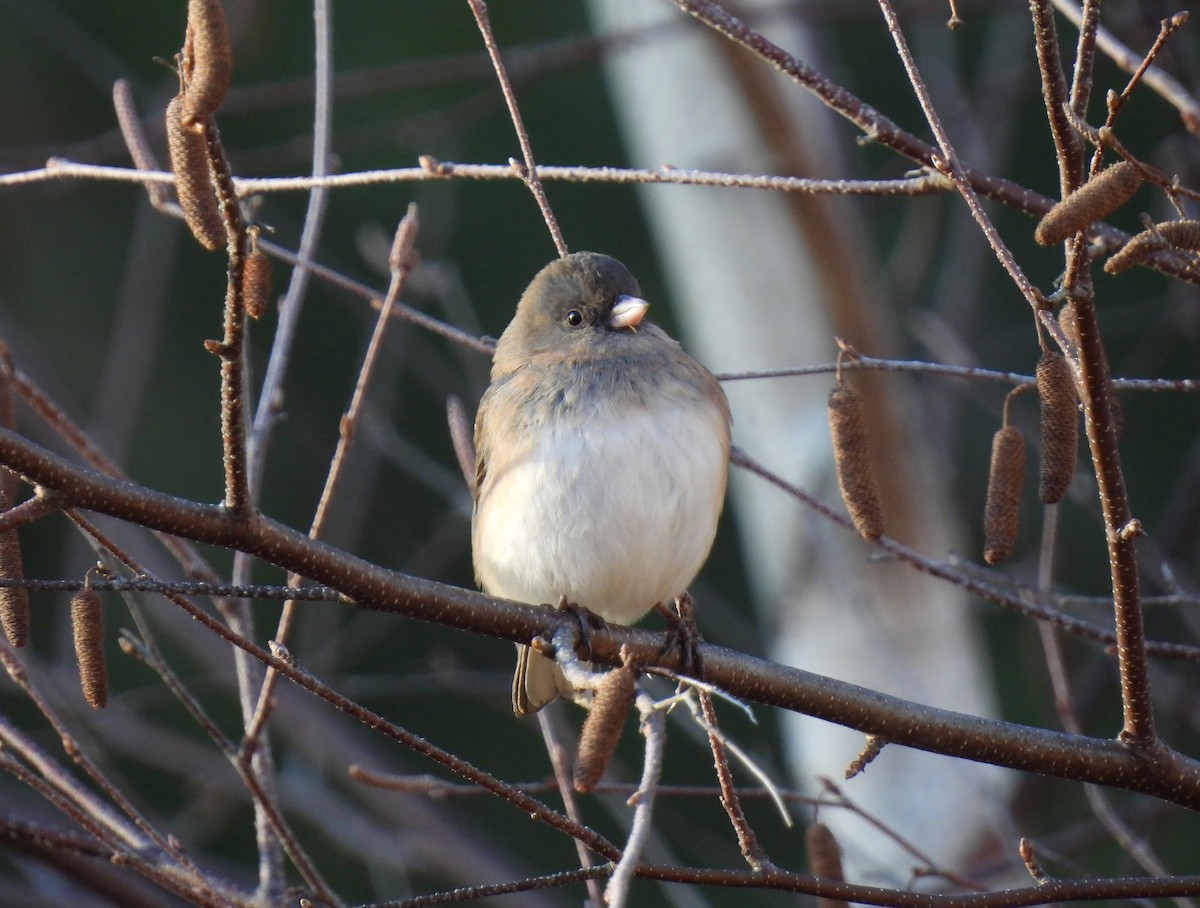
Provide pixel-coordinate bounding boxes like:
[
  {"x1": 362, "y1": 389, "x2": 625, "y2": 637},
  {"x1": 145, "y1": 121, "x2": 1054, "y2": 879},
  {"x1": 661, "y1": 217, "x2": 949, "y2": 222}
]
[
  {"x1": 181, "y1": 0, "x2": 232, "y2": 125},
  {"x1": 805, "y1": 822, "x2": 850, "y2": 908},
  {"x1": 1034, "y1": 161, "x2": 1143, "y2": 246},
  {"x1": 165, "y1": 96, "x2": 224, "y2": 251},
  {"x1": 828, "y1": 382, "x2": 884, "y2": 540},
  {"x1": 0, "y1": 491, "x2": 28, "y2": 647},
  {"x1": 1036, "y1": 351, "x2": 1078, "y2": 504},
  {"x1": 241, "y1": 244, "x2": 272, "y2": 319},
  {"x1": 984, "y1": 425, "x2": 1025, "y2": 564},
  {"x1": 1105, "y1": 219, "x2": 1200, "y2": 275},
  {"x1": 573, "y1": 665, "x2": 637, "y2": 793},
  {"x1": 70, "y1": 590, "x2": 108, "y2": 709}
]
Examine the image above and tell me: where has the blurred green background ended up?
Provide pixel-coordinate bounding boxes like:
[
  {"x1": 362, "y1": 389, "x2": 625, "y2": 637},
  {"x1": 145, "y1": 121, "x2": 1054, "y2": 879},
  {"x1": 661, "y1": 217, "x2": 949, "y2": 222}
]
[{"x1": 2, "y1": 1, "x2": 1200, "y2": 905}]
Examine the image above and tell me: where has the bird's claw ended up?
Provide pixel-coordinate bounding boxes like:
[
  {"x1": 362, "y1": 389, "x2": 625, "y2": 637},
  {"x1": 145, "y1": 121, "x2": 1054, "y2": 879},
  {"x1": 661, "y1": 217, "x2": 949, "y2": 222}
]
[
  {"x1": 655, "y1": 592, "x2": 704, "y2": 679},
  {"x1": 548, "y1": 595, "x2": 608, "y2": 660}
]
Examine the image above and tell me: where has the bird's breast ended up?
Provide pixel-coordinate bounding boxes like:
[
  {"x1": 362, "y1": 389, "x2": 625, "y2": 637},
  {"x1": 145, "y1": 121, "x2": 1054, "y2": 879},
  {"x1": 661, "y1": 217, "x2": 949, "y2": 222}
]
[{"x1": 473, "y1": 385, "x2": 729, "y2": 625}]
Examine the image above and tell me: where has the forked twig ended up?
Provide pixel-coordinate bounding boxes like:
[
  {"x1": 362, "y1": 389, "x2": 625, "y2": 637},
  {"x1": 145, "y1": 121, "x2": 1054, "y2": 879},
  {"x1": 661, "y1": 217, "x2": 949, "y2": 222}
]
[
  {"x1": 875, "y1": 0, "x2": 1046, "y2": 314},
  {"x1": 696, "y1": 688, "x2": 774, "y2": 871},
  {"x1": 605, "y1": 691, "x2": 666, "y2": 908},
  {"x1": 1052, "y1": 0, "x2": 1200, "y2": 133},
  {"x1": 466, "y1": 0, "x2": 567, "y2": 256},
  {"x1": 538, "y1": 710, "x2": 605, "y2": 908}
]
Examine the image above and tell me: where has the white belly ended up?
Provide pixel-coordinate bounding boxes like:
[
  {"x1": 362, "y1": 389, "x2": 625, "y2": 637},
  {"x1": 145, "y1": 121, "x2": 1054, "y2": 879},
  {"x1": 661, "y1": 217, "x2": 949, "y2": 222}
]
[{"x1": 473, "y1": 402, "x2": 728, "y2": 625}]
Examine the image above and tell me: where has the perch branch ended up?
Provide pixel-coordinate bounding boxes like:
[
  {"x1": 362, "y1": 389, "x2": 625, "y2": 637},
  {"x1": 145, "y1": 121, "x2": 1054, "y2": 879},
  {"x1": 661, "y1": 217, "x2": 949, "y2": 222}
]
[{"x1": 1, "y1": 427, "x2": 1198, "y2": 808}]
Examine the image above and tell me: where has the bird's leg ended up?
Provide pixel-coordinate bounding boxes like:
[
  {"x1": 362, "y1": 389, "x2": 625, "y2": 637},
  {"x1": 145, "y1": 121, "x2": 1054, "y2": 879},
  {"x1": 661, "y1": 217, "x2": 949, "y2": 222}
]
[
  {"x1": 549, "y1": 594, "x2": 609, "y2": 661},
  {"x1": 655, "y1": 592, "x2": 704, "y2": 679}
]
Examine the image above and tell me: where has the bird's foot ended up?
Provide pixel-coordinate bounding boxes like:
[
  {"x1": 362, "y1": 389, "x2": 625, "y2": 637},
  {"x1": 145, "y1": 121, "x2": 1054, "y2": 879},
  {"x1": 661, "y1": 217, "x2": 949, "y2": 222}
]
[
  {"x1": 549, "y1": 595, "x2": 609, "y2": 660},
  {"x1": 655, "y1": 592, "x2": 704, "y2": 680}
]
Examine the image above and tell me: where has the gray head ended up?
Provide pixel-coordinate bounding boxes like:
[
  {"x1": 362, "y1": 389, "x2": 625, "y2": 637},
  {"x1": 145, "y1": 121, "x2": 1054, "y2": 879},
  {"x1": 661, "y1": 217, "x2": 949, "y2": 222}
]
[{"x1": 494, "y1": 252, "x2": 667, "y2": 372}]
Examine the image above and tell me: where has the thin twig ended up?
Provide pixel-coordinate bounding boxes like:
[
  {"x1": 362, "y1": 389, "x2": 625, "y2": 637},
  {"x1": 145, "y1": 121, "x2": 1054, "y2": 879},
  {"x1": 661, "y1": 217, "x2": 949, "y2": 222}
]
[
  {"x1": 0, "y1": 488, "x2": 64, "y2": 532},
  {"x1": 730, "y1": 447, "x2": 1200, "y2": 661},
  {"x1": 0, "y1": 575, "x2": 340, "y2": 600},
  {"x1": 59, "y1": 511, "x2": 340, "y2": 906},
  {"x1": 16, "y1": 157, "x2": 1200, "y2": 285},
  {"x1": 466, "y1": 0, "x2": 568, "y2": 256},
  {"x1": 667, "y1": 0, "x2": 1054, "y2": 217},
  {"x1": 313, "y1": 205, "x2": 419, "y2": 536},
  {"x1": 1052, "y1": 0, "x2": 1200, "y2": 133},
  {"x1": 697, "y1": 688, "x2": 773, "y2": 871},
  {"x1": 1034, "y1": 519, "x2": 1194, "y2": 908},
  {"x1": 200, "y1": 116, "x2": 254, "y2": 517},
  {"x1": 0, "y1": 646, "x2": 214, "y2": 884},
  {"x1": 716, "y1": 355, "x2": 1200, "y2": 393},
  {"x1": 606, "y1": 692, "x2": 666, "y2": 908},
  {"x1": 0, "y1": 747, "x2": 239, "y2": 908},
  {"x1": 238, "y1": 6, "x2": 336, "y2": 897},
  {"x1": 445, "y1": 395, "x2": 477, "y2": 495},
  {"x1": 1031, "y1": 0, "x2": 1087, "y2": 194},
  {"x1": 111, "y1": 79, "x2": 169, "y2": 208},
  {"x1": 7, "y1": 159, "x2": 952, "y2": 196},
  {"x1": 1071, "y1": 259, "x2": 1154, "y2": 744},
  {"x1": 243, "y1": 3, "x2": 336, "y2": 504},
  {"x1": 258, "y1": 237, "x2": 495, "y2": 354},
  {"x1": 1066, "y1": 0, "x2": 1101, "y2": 122},
  {"x1": 1050, "y1": 244, "x2": 1154, "y2": 744},
  {"x1": 874, "y1": 0, "x2": 1047, "y2": 313},
  {"x1": 538, "y1": 711, "x2": 605, "y2": 908},
  {"x1": 242, "y1": 205, "x2": 419, "y2": 763},
  {"x1": 0, "y1": 690, "x2": 147, "y2": 855},
  {"x1": 1108, "y1": 13, "x2": 1190, "y2": 125},
  {"x1": 816, "y1": 779, "x2": 987, "y2": 892},
  {"x1": 373, "y1": 867, "x2": 614, "y2": 907}
]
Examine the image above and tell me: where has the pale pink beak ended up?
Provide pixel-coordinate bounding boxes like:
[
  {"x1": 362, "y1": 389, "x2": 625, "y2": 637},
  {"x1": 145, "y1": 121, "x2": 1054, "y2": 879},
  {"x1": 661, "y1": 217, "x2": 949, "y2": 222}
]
[{"x1": 609, "y1": 295, "x2": 648, "y2": 330}]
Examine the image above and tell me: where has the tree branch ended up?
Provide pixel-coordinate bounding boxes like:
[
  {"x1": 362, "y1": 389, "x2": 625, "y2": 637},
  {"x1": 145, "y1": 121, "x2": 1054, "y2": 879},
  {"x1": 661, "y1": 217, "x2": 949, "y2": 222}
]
[{"x1": 1, "y1": 426, "x2": 1198, "y2": 808}]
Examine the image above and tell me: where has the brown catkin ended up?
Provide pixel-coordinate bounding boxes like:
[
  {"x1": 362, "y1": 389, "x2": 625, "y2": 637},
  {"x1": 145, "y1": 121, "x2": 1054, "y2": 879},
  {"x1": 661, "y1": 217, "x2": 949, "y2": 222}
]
[
  {"x1": 1034, "y1": 161, "x2": 1144, "y2": 246},
  {"x1": 805, "y1": 822, "x2": 850, "y2": 908},
  {"x1": 181, "y1": 0, "x2": 232, "y2": 125},
  {"x1": 1105, "y1": 227, "x2": 1167, "y2": 275},
  {"x1": 1105, "y1": 219, "x2": 1200, "y2": 275},
  {"x1": 241, "y1": 246, "x2": 272, "y2": 319},
  {"x1": 1036, "y1": 351, "x2": 1078, "y2": 504},
  {"x1": 984, "y1": 425, "x2": 1026, "y2": 564},
  {"x1": 165, "y1": 96, "x2": 224, "y2": 251},
  {"x1": 0, "y1": 490, "x2": 29, "y2": 648},
  {"x1": 1157, "y1": 219, "x2": 1200, "y2": 251},
  {"x1": 71, "y1": 590, "x2": 108, "y2": 709},
  {"x1": 573, "y1": 665, "x2": 638, "y2": 793},
  {"x1": 827, "y1": 383, "x2": 884, "y2": 540}
]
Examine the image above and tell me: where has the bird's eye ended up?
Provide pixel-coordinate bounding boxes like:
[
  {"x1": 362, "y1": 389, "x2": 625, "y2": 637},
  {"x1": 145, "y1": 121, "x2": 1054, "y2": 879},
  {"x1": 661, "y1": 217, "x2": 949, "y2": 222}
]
[{"x1": 565, "y1": 309, "x2": 584, "y2": 327}]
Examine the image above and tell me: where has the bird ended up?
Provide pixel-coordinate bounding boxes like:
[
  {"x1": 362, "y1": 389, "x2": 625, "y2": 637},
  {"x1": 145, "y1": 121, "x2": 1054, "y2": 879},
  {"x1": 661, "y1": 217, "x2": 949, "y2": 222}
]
[{"x1": 471, "y1": 251, "x2": 731, "y2": 715}]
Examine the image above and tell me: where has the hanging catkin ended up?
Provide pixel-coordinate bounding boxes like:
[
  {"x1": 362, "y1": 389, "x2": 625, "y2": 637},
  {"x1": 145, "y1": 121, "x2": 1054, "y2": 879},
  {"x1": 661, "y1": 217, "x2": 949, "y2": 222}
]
[
  {"x1": 71, "y1": 590, "x2": 108, "y2": 709},
  {"x1": 181, "y1": 0, "x2": 232, "y2": 125},
  {"x1": 1037, "y1": 351, "x2": 1078, "y2": 504},
  {"x1": 241, "y1": 244, "x2": 272, "y2": 319},
  {"x1": 984, "y1": 424, "x2": 1026, "y2": 564},
  {"x1": 0, "y1": 490, "x2": 28, "y2": 647},
  {"x1": 573, "y1": 665, "x2": 637, "y2": 793},
  {"x1": 1105, "y1": 219, "x2": 1200, "y2": 275},
  {"x1": 828, "y1": 382, "x2": 884, "y2": 540},
  {"x1": 805, "y1": 822, "x2": 850, "y2": 908},
  {"x1": 1035, "y1": 161, "x2": 1143, "y2": 246},
  {"x1": 165, "y1": 96, "x2": 224, "y2": 251}
]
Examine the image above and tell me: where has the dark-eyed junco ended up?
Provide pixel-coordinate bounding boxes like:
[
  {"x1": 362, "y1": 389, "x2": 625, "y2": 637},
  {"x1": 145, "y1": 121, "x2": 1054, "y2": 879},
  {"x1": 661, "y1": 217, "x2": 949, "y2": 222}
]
[{"x1": 472, "y1": 252, "x2": 732, "y2": 715}]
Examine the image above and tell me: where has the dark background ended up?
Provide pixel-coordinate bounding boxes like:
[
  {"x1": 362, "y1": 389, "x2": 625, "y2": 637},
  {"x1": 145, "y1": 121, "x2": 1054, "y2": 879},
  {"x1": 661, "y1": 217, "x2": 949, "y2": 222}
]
[{"x1": 1, "y1": 1, "x2": 1199, "y2": 904}]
